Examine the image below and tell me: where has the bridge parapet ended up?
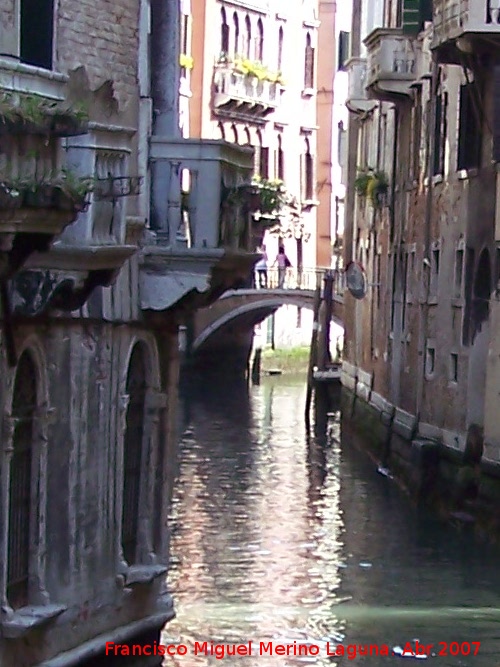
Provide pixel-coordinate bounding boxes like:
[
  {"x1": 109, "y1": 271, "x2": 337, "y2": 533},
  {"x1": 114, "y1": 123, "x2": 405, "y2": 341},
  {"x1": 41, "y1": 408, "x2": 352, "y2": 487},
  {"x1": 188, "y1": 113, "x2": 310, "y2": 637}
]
[
  {"x1": 254, "y1": 266, "x2": 345, "y2": 296},
  {"x1": 190, "y1": 266, "x2": 344, "y2": 357}
]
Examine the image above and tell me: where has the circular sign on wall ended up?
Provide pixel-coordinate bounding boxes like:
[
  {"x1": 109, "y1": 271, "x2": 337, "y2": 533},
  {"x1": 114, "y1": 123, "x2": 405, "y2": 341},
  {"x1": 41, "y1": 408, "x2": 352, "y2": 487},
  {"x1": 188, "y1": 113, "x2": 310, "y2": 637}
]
[{"x1": 345, "y1": 261, "x2": 367, "y2": 299}]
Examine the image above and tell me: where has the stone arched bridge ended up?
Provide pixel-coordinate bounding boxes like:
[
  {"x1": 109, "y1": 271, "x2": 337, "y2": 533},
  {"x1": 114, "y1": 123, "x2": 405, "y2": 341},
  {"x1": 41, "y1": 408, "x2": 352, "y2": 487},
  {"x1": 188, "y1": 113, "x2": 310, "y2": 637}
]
[{"x1": 190, "y1": 269, "x2": 344, "y2": 358}]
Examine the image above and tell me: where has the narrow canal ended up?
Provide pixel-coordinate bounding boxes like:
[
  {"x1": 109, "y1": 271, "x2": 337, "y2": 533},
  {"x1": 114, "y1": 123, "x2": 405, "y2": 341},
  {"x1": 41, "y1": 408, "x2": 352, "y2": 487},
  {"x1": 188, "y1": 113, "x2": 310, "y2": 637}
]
[{"x1": 162, "y1": 374, "x2": 500, "y2": 666}]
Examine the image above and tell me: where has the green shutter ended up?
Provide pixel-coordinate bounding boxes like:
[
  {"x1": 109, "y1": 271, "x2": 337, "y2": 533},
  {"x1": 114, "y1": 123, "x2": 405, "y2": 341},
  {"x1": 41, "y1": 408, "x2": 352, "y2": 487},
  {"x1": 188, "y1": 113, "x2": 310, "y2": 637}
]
[
  {"x1": 402, "y1": 0, "x2": 432, "y2": 35},
  {"x1": 402, "y1": 0, "x2": 421, "y2": 35}
]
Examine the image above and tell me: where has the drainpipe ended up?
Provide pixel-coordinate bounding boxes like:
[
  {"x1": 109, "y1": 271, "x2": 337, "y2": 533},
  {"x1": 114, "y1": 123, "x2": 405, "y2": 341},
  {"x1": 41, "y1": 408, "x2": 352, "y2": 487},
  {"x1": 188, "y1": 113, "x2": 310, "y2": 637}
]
[
  {"x1": 415, "y1": 58, "x2": 439, "y2": 419},
  {"x1": 150, "y1": 0, "x2": 182, "y2": 236},
  {"x1": 370, "y1": 106, "x2": 383, "y2": 356}
]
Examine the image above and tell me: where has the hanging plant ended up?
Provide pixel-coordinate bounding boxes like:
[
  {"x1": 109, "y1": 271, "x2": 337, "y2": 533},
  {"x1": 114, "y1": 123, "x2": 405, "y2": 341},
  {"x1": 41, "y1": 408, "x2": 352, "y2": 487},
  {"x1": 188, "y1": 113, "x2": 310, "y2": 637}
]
[
  {"x1": 0, "y1": 171, "x2": 94, "y2": 213},
  {"x1": 354, "y1": 167, "x2": 389, "y2": 208},
  {"x1": 368, "y1": 170, "x2": 389, "y2": 208},
  {"x1": 0, "y1": 93, "x2": 89, "y2": 136}
]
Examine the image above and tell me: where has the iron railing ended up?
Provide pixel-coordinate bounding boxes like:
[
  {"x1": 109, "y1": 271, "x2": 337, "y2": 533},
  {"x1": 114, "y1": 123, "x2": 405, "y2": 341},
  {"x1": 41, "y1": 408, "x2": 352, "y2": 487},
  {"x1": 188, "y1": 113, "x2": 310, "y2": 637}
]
[{"x1": 254, "y1": 266, "x2": 344, "y2": 295}]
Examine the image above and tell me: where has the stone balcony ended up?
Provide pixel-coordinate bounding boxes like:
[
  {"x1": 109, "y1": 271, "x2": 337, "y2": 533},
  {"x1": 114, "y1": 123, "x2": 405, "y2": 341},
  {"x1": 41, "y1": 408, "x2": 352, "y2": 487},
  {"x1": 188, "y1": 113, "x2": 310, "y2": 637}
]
[
  {"x1": 212, "y1": 63, "x2": 279, "y2": 123},
  {"x1": 142, "y1": 138, "x2": 259, "y2": 314},
  {"x1": 365, "y1": 28, "x2": 417, "y2": 102},
  {"x1": 345, "y1": 57, "x2": 377, "y2": 114},
  {"x1": 432, "y1": 0, "x2": 500, "y2": 63}
]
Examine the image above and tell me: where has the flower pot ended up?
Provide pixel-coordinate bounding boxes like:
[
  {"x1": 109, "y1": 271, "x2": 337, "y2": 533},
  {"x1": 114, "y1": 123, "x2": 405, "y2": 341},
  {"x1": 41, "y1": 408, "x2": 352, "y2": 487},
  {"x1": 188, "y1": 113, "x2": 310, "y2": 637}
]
[
  {"x1": 23, "y1": 185, "x2": 56, "y2": 208},
  {"x1": 50, "y1": 113, "x2": 88, "y2": 137}
]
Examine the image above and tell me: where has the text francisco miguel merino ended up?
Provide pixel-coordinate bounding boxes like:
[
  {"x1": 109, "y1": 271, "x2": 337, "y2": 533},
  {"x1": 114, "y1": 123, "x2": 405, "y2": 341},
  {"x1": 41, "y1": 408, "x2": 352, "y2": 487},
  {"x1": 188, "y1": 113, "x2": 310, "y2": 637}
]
[{"x1": 105, "y1": 640, "x2": 393, "y2": 659}]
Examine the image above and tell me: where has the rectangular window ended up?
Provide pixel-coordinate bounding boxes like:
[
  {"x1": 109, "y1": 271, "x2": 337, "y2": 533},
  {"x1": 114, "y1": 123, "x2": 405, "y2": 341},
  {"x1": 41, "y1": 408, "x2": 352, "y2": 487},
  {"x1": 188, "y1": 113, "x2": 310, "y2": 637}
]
[
  {"x1": 450, "y1": 353, "x2": 458, "y2": 382},
  {"x1": 496, "y1": 247, "x2": 500, "y2": 290},
  {"x1": 454, "y1": 248, "x2": 464, "y2": 297},
  {"x1": 430, "y1": 245, "x2": 440, "y2": 296},
  {"x1": 259, "y1": 147, "x2": 269, "y2": 179},
  {"x1": 433, "y1": 92, "x2": 447, "y2": 176},
  {"x1": 374, "y1": 252, "x2": 381, "y2": 309},
  {"x1": 426, "y1": 344, "x2": 435, "y2": 376},
  {"x1": 338, "y1": 31, "x2": 350, "y2": 71},
  {"x1": 411, "y1": 89, "x2": 422, "y2": 181},
  {"x1": 390, "y1": 253, "x2": 397, "y2": 331},
  {"x1": 21, "y1": 0, "x2": 54, "y2": 70},
  {"x1": 457, "y1": 83, "x2": 481, "y2": 171}
]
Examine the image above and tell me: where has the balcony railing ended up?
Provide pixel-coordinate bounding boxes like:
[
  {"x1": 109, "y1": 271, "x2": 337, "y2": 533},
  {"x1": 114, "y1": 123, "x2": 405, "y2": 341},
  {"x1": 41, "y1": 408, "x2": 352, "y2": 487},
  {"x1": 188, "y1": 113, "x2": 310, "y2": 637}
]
[
  {"x1": 149, "y1": 138, "x2": 254, "y2": 251},
  {"x1": 213, "y1": 64, "x2": 279, "y2": 120},
  {"x1": 365, "y1": 28, "x2": 417, "y2": 101},
  {"x1": 432, "y1": 0, "x2": 500, "y2": 61}
]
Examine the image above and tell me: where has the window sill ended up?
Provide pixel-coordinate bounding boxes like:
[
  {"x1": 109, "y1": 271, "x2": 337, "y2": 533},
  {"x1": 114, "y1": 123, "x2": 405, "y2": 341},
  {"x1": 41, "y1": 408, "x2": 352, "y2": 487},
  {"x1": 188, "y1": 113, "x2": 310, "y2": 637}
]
[
  {"x1": 125, "y1": 564, "x2": 168, "y2": 587},
  {"x1": 457, "y1": 168, "x2": 478, "y2": 180},
  {"x1": 451, "y1": 297, "x2": 464, "y2": 308},
  {"x1": 432, "y1": 174, "x2": 443, "y2": 185},
  {"x1": 0, "y1": 57, "x2": 67, "y2": 100},
  {"x1": 301, "y1": 87, "x2": 316, "y2": 98},
  {"x1": 302, "y1": 198, "x2": 319, "y2": 208},
  {"x1": 1, "y1": 604, "x2": 66, "y2": 639},
  {"x1": 427, "y1": 296, "x2": 438, "y2": 305}
]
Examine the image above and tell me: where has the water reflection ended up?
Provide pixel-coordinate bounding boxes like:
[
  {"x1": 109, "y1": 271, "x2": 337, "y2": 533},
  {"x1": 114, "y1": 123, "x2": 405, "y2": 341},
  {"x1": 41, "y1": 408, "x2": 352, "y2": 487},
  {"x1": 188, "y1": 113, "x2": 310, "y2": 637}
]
[{"x1": 164, "y1": 375, "x2": 500, "y2": 666}]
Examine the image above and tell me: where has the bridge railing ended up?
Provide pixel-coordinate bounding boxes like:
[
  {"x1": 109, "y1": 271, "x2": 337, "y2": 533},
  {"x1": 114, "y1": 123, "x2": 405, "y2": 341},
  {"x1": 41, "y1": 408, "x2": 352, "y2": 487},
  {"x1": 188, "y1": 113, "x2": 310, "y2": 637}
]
[{"x1": 255, "y1": 266, "x2": 344, "y2": 295}]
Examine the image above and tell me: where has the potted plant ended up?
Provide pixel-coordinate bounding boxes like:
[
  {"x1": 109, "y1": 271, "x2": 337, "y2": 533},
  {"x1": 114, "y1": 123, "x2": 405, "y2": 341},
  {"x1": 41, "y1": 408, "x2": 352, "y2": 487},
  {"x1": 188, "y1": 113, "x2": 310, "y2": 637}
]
[
  {"x1": 21, "y1": 180, "x2": 57, "y2": 208},
  {"x1": 354, "y1": 168, "x2": 372, "y2": 198},
  {"x1": 367, "y1": 170, "x2": 389, "y2": 207},
  {"x1": 354, "y1": 167, "x2": 389, "y2": 208},
  {"x1": 48, "y1": 103, "x2": 89, "y2": 137},
  {"x1": 54, "y1": 170, "x2": 94, "y2": 211}
]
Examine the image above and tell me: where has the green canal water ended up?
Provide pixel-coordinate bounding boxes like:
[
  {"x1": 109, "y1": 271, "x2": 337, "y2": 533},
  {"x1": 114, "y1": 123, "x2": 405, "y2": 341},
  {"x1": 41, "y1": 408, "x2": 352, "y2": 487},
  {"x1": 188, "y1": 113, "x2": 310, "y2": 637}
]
[{"x1": 162, "y1": 374, "x2": 500, "y2": 666}]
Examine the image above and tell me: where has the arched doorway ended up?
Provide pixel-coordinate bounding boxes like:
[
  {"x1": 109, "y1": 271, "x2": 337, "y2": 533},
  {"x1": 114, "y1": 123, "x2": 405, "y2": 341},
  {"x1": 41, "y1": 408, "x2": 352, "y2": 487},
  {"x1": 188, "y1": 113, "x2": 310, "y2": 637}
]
[
  {"x1": 122, "y1": 343, "x2": 147, "y2": 565},
  {"x1": 7, "y1": 350, "x2": 37, "y2": 609}
]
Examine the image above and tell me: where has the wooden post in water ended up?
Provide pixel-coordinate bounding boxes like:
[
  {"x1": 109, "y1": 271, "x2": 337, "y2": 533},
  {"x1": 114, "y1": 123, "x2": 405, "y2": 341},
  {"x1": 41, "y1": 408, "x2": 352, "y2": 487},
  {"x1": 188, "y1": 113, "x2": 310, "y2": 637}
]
[
  {"x1": 322, "y1": 271, "x2": 334, "y2": 369},
  {"x1": 305, "y1": 272, "x2": 323, "y2": 426}
]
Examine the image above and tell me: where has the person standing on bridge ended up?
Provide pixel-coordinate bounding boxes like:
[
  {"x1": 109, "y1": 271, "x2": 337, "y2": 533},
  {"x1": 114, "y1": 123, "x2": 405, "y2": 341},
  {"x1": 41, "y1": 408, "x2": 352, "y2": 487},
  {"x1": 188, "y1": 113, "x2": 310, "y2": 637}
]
[
  {"x1": 274, "y1": 246, "x2": 291, "y2": 288},
  {"x1": 255, "y1": 245, "x2": 268, "y2": 288}
]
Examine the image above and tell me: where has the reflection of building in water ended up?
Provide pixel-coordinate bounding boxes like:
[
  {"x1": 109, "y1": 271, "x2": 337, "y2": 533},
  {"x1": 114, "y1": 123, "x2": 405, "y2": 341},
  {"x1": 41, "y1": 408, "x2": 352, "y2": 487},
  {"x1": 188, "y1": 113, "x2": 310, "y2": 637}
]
[{"x1": 166, "y1": 381, "x2": 345, "y2": 664}]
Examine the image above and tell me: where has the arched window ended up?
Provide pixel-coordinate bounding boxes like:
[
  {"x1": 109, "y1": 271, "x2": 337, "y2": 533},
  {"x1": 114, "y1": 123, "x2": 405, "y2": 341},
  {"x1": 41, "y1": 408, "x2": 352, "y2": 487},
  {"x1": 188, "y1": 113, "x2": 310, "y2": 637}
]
[
  {"x1": 233, "y1": 12, "x2": 239, "y2": 54},
  {"x1": 304, "y1": 32, "x2": 315, "y2": 89},
  {"x1": 304, "y1": 139, "x2": 314, "y2": 200},
  {"x1": 7, "y1": 351, "x2": 37, "y2": 609},
  {"x1": 20, "y1": 0, "x2": 54, "y2": 69},
  {"x1": 122, "y1": 344, "x2": 147, "y2": 565},
  {"x1": 244, "y1": 15, "x2": 252, "y2": 58},
  {"x1": 221, "y1": 8, "x2": 229, "y2": 54},
  {"x1": 278, "y1": 26, "x2": 284, "y2": 71},
  {"x1": 257, "y1": 18, "x2": 264, "y2": 61}
]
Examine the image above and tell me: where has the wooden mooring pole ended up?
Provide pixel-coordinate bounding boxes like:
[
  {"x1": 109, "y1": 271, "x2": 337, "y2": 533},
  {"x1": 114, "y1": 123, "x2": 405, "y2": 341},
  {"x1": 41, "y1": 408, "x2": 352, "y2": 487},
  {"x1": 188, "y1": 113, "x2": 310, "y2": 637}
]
[
  {"x1": 321, "y1": 271, "x2": 334, "y2": 369},
  {"x1": 305, "y1": 274, "x2": 323, "y2": 426}
]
